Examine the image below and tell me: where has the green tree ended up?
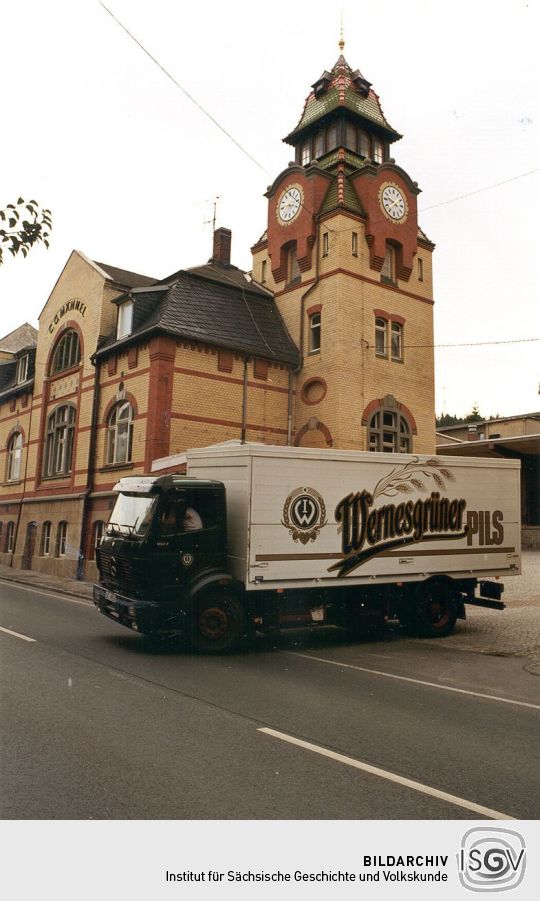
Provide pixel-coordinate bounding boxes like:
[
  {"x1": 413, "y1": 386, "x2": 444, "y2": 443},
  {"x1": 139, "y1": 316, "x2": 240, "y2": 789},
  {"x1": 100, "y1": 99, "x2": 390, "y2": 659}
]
[{"x1": 0, "y1": 198, "x2": 52, "y2": 265}]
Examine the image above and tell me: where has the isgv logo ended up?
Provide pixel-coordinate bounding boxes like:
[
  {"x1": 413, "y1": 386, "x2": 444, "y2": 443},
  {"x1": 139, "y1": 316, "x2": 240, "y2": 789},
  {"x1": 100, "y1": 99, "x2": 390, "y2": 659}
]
[{"x1": 458, "y1": 827, "x2": 526, "y2": 892}]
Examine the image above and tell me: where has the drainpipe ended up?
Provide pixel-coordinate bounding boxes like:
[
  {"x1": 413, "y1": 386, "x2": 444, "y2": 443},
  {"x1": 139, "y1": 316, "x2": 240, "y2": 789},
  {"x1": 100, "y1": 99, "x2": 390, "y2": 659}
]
[
  {"x1": 241, "y1": 356, "x2": 248, "y2": 443},
  {"x1": 76, "y1": 355, "x2": 101, "y2": 578}
]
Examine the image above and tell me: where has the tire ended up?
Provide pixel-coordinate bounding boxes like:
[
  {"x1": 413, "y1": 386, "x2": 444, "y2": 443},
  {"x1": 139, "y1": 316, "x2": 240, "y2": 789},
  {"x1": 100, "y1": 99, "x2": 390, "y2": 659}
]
[
  {"x1": 414, "y1": 581, "x2": 457, "y2": 638},
  {"x1": 195, "y1": 591, "x2": 247, "y2": 654}
]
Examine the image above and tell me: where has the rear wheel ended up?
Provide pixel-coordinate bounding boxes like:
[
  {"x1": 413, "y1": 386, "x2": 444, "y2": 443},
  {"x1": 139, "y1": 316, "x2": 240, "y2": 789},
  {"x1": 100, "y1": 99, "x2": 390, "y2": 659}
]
[
  {"x1": 195, "y1": 591, "x2": 247, "y2": 654},
  {"x1": 414, "y1": 581, "x2": 457, "y2": 638}
]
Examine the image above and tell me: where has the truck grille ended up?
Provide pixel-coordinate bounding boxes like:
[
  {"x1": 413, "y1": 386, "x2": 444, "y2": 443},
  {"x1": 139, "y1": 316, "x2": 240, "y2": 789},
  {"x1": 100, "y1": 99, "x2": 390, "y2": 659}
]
[{"x1": 98, "y1": 550, "x2": 140, "y2": 595}]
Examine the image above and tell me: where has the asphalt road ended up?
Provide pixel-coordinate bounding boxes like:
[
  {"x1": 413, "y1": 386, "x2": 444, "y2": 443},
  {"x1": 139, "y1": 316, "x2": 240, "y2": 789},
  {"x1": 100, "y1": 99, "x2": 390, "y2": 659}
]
[{"x1": 1, "y1": 579, "x2": 538, "y2": 820}]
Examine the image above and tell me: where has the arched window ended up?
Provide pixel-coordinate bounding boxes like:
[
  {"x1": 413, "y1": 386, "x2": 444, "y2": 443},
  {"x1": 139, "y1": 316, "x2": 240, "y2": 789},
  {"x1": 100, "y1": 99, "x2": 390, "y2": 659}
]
[
  {"x1": 368, "y1": 407, "x2": 411, "y2": 453},
  {"x1": 375, "y1": 317, "x2": 388, "y2": 357},
  {"x1": 51, "y1": 329, "x2": 81, "y2": 375},
  {"x1": 90, "y1": 520, "x2": 105, "y2": 560},
  {"x1": 308, "y1": 311, "x2": 321, "y2": 353},
  {"x1": 6, "y1": 521, "x2": 15, "y2": 553},
  {"x1": 41, "y1": 521, "x2": 52, "y2": 556},
  {"x1": 6, "y1": 432, "x2": 23, "y2": 482},
  {"x1": 106, "y1": 401, "x2": 133, "y2": 465},
  {"x1": 44, "y1": 405, "x2": 76, "y2": 477},
  {"x1": 287, "y1": 244, "x2": 300, "y2": 285},
  {"x1": 381, "y1": 244, "x2": 396, "y2": 284},
  {"x1": 56, "y1": 521, "x2": 68, "y2": 557}
]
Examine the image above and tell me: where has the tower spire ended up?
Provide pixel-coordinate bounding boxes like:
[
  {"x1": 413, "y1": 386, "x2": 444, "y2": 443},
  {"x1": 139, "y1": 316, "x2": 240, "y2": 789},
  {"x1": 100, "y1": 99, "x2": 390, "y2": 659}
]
[{"x1": 339, "y1": 12, "x2": 345, "y2": 52}]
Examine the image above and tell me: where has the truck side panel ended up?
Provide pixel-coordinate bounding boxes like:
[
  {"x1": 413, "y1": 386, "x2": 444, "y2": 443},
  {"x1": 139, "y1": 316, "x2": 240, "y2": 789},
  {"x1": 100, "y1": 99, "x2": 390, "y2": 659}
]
[{"x1": 187, "y1": 446, "x2": 521, "y2": 591}]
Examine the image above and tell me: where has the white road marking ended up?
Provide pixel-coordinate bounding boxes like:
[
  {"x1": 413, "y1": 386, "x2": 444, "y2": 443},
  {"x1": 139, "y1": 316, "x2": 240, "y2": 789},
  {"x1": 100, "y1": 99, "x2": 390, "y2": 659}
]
[
  {"x1": 259, "y1": 727, "x2": 515, "y2": 820},
  {"x1": 285, "y1": 651, "x2": 540, "y2": 711},
  {"x1": 0, "y1": 625, "x2": 36, "y2": 643},
  {"x1": 0, "y1": 579, "x2": 93, "y2": 606}
]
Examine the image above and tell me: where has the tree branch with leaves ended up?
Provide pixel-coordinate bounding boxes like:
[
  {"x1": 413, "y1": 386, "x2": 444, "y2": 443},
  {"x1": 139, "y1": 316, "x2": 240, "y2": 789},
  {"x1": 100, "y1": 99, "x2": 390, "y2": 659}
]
[{"x1": 0, "y1": 198, "x2": 52, "y2": 265}]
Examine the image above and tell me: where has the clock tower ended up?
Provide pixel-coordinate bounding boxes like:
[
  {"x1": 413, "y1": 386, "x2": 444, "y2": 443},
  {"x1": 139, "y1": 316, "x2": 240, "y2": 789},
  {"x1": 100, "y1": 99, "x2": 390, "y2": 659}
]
[{"x1": 251, "y1": 46, "x2": 436, "y2": 454}]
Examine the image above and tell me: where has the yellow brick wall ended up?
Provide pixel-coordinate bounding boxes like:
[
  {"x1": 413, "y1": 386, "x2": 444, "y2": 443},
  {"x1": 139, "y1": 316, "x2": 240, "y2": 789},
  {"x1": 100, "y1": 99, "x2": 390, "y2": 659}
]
[{"x1": 253, "y1": 212, "x2": 436, "y2": 454}]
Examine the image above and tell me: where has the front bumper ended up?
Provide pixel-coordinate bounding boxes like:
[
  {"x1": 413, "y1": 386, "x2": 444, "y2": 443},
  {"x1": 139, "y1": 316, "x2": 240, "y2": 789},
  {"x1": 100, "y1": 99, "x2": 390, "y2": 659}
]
[{"x1": 93, "y1": 584, "x2": 162, "y2": 633}]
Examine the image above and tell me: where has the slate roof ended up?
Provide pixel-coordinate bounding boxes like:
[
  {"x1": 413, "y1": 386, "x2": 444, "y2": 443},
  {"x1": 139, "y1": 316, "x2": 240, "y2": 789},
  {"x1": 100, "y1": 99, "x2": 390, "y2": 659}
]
[
  {"x1": 0, "y1": 323, "x2": 38, "y2": 354},
  {"x1": 94, "y1": 261, "x2": 158, "y2": 288},
  {"x1": 96, "y1": 262, "x2": 299, "y2": 367},
  {"x1": 285, "y1": 55, "x2": 401, "y2": 144}
]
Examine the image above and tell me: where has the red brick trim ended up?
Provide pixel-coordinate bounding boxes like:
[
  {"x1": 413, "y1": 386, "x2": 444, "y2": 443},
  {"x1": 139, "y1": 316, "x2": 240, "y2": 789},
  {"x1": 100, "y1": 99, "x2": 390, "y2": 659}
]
[
  {"x1": 128, "y1": 346, "x2": 138, "y2": 369},
  {"x1": 253, "y1": 359, "x2": 268, "y2": 380},
  {"x1": 373, "y1": 308, "x2": 390, "y2": 320},
  {"x1": 5, "y1": 424, "x2": 27, "y2": 445},
  {"x1": 173, "y1": 365, "x2": 290, "y2": 395},
  {"x1": 294, "y1": 419, "x2": 333, "y2": 447},
  {"x1": 170, "y1": 411, "x2": 288, "y2": 435},
  {"x1": 217, "y1": 350, "x2": 234, "y2": 373},
  {"x1": 361, "y1": 397, "x2": 418, "y2": 434},
  {"x1": 300, "y1": 377, "x2": 328, "y2": 406},
  {"x1": 101, "y1": 390, "x2": 139, "y2": 423},
  {"x1": 99, "y1": 366, "x2": 151, "y2": 390},
  {"x1": 306, "y1": 303, "x2": 322, "y2": 316},
  {"x1": 391, "y1": 314, "x2": 406, "y2": 325},
  {"x1": 144, "y1": 336, "x2": 175, "y2": 469},
  {"x1": 108, "y1": 356, "x2": 117, "y2": 376},
  {"x1": 44, "y1": 321, "x2": 85, "y2": 377}
]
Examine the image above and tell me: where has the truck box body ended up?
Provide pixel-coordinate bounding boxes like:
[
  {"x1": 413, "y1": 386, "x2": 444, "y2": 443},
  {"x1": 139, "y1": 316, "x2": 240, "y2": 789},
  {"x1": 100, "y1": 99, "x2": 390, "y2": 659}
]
[{"x1": 186, "y1": 444, "x2": 521, "y2": 590}]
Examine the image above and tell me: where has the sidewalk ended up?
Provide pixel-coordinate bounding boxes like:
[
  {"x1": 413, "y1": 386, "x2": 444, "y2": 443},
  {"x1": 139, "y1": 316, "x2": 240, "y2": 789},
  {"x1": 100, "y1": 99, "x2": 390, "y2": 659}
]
[{"x1": 1, "y1": 554, "x2": 538, "y2": 661}]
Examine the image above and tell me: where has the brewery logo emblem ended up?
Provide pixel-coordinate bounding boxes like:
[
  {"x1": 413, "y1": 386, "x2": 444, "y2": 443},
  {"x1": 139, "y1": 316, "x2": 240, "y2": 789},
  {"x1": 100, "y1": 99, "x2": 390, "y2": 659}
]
[
  {"x1": 181, "y1": 552, "x2": 194, "y2": 567},
  {"x1": 282, "y1": 487, "x2": 327, "y2": 544}
]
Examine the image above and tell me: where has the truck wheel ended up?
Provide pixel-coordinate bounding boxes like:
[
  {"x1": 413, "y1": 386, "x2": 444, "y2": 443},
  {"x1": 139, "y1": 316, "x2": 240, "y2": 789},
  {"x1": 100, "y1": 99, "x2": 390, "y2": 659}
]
[
  {"x1": 415, "y1": 581, "x2": 457, "y2": 638},
  {"x1": 195, "y1": 592, "x2": 247, "y2": 654}
]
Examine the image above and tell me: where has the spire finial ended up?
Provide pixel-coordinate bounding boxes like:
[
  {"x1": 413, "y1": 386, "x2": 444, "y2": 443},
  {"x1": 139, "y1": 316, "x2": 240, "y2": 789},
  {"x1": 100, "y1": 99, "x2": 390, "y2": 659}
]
[{"x1": 339, "y1": 12, "x2": 345, "y2": 52}]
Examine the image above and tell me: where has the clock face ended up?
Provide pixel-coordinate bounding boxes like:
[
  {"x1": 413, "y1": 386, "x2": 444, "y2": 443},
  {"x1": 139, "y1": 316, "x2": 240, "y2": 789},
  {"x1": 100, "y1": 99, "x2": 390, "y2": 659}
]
[
  {"x1": 379, "y1": 183, "x2": 408, "y2": 222},
  {"x1": 277, "y1": 185, "x2": 303, "y2": 224}
]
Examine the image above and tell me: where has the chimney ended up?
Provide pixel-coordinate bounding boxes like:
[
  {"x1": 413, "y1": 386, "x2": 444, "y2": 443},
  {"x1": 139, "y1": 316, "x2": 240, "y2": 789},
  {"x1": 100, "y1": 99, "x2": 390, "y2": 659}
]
[
  {"x1": 212, "y1": 227, "x2": 231, "y2": 266},
  {"x1": 467, "y1": 425, "x2": 479, "y2": 441}
]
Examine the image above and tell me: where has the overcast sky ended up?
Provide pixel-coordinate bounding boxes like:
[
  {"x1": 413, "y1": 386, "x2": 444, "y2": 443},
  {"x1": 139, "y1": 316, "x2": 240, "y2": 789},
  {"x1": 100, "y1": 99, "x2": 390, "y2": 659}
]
[{"x1": 1, "y1": 0, "x2": 538, "y2": 418}]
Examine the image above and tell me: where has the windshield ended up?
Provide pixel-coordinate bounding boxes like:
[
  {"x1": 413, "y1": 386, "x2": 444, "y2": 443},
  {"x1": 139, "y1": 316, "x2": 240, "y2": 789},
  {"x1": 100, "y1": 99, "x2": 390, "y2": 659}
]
[{"x1": 107, "y1": 493, "x2": 157, "y2": 538}]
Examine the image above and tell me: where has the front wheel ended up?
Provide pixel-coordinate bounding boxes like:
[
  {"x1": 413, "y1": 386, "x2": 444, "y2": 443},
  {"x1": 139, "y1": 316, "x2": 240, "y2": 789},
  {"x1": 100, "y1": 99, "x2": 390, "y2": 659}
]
[
  {"x1": 195, "y1": 591, "x2": 247, "y2": 654},
  {"x1": 414, "y1": 581, "x2": 457, "y2": 638}
]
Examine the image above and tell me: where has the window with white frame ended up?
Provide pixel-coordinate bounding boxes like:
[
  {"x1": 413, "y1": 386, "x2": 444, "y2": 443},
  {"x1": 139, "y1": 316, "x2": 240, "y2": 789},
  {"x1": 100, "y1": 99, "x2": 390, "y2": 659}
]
[
  {"x1": 41, "y1": 521, "x2": 52, "y2": 556},
  {"x1": 373, "y1": 138, "x2": 384, "y2": 163},
  {"x1": 287, "y1": 244, "x2": 301, "y2": 285},
  {"x1": 117, "y1": 301, "x2": 134, "y2": 339},
  {"x1": 301, "y1": 141, "x2": 311, "y2": 165},
  {"x1": 309, "y1": 311, "x2": 321, "y2": 353},
  {"x1": 381, "y1": 244, "x2": 396, "y2": 284},
  {"x1": 375, "y1": 317, "x2": 388, "y2": 357},
  {"x1": 16, "y1": 354, "x2": 29, "y2": 383},
  {"x1": 391, "y1": 322, "x2": 403, "y2": 361},
  {"x1": 6, "y1": 521, "x2": 15, "y2": 553},
  {"x1": 6, "y1": 432, "x2": 23, "y2": 481},
  {"x1": 106, "y1": 401, "x2": 134, "y2": 465},
  {"x1": 91, "y1": 520, "x2": 105, "y2": 559},
  {"x1": 57, "y1": 521, "x2": 68, "y2": 557},
  {"x1": 44, "y1": 405, "x2": 76, "y2": 477},
  {"x1": 368, "y1": 408, "x2": 411, "y2": 453}
]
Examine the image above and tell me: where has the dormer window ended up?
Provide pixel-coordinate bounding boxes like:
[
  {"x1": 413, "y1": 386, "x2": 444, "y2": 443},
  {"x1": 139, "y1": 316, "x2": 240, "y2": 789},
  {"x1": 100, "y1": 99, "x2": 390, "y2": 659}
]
[
  {"x1": 16, "y1": 354, "x2": 28, "y2": 384},
  {"x1": 117, "y1": 301, "x2": 134, "y2": 339}
]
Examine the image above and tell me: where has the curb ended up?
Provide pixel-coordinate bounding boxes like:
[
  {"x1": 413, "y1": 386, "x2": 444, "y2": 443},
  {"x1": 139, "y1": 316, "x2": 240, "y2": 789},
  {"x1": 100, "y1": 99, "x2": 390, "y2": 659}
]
[{"x1": 0, "y1": 573, "x2": 94, "y2": 603}]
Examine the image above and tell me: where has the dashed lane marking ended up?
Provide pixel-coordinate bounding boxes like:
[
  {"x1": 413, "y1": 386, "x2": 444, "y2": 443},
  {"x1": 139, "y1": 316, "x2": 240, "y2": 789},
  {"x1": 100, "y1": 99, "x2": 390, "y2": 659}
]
[{"x1": 0, "y1": 625, "x2": 36, "y2": 643}]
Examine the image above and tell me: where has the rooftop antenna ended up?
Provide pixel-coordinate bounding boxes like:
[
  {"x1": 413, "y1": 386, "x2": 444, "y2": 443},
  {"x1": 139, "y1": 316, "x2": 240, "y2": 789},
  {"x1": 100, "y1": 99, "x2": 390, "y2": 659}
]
[{"x1": 203, "y1": 195, "x2": 221, "y2": 232}]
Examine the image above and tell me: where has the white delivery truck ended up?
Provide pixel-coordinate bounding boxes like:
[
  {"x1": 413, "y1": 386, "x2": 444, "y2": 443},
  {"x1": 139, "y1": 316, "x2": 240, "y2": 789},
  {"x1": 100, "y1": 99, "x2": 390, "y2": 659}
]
[{"x1": 94, "y1": 444, "x2": 521, "y2": 652}]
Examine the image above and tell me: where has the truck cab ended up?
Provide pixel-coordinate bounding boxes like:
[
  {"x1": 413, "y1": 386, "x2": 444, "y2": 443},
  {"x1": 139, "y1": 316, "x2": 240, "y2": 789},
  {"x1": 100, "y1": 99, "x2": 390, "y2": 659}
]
[{"x1": 94, "y1": 475, "x2": 231, "y2": 641}]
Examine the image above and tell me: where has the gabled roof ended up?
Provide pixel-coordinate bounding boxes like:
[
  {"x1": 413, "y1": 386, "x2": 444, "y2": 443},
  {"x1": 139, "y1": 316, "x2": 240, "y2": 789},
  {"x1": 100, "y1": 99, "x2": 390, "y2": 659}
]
[
  {"x1": 94, "y1": 261, "x2": 158, "y2": 288},
  {"x1": 284, "y1": 54, "x2": 401, "y2": 145},
  {"x1": 0, "y1": 323, "x2": 38, "y2": 354},
  {"x1": 96, "y1": 262, "x2": 299, "y2": 367}
]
